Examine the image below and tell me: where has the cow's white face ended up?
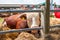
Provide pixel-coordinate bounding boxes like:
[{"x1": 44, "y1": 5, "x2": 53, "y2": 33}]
[
  {"x1": 24, "y1": 12, "x2": 40, "y2": 28},
  {"x1": 31, "y1": 17, "x2": 38, "y2": 28}
]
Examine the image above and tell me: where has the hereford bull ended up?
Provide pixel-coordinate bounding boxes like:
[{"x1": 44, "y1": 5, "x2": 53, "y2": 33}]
[
  {"x1": 3, "y1": 13, "x2": 41, "y2": 38},
  {"x1": 3, "y1": 13, "x2": 27, "y2": 29}
]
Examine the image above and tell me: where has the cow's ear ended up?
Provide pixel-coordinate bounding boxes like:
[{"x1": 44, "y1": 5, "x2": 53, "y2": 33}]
[{"x1": 20, "y1": 14, "x2": 27, "y2": 19}]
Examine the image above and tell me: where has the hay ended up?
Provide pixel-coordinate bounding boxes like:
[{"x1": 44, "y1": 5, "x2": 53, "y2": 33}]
[
  {"x1": 15, "y1": 32, "x2": 37, "y2": 40},
  {"x1": 0, "y1": 26, "x2": 19, "y2": 40}
]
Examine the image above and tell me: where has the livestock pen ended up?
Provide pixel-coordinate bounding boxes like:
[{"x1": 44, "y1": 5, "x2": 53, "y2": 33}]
[{"x1": 0, "y1": 0, "x2": 60, "y2": 40}]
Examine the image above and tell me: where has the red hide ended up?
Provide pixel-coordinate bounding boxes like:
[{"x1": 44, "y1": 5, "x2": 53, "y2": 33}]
[{"x1": 4, "y1": 14, "x2": 27, "y2": 29}]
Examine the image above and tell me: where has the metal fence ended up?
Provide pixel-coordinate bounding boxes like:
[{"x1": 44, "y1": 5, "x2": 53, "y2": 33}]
[
  {"x1": 0, "y1": 0, "x2": 60, "y2": 38},
  {"x1": 0, "y1": 9, "x2": 60, "y2": 35}
]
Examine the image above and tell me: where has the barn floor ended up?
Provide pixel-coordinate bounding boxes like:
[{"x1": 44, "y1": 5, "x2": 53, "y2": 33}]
[{"x1": 0, "y1": 17, "x2": 60, "y2": 40}]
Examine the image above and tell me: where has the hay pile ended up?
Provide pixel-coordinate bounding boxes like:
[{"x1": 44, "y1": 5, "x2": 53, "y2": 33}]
[
  {"x1": 50, "y1": 33, "x2": 60, "y2": 40},
  {"x1": 50, "y1": 18, "x2": 60, "y2": 25},
  {"x1": 0, "y1": 26, "x2": 19, "y2": 40},
  {"x1": 15, "y1": 32, "x2": 37, "y2": 40},
  {"x1": 49, "y1": 30, "x2": 60, "y2": 40}
]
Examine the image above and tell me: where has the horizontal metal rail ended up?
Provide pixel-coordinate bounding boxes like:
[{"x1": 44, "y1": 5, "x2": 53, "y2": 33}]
[
  {"x1": 50, "y1": 24, "x2": 60, "y2": 28},
  {"x1": 0, "y1": 10, "x2": 42, "y2": 13},
  {"x1": 0, "y1": 24, "x2": 60, "y2": 34},
  {"x1": 51, "y1": 10, "x2": 60, "y2": 12},
  {"x1": 0, "y1": 27, "x2": 42, "y2": 34},
  {"x1": 0, "y1": 9, "x2": 60, "y2": 13}
]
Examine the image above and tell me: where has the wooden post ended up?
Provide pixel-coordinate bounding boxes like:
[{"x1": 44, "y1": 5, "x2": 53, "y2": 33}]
[
  {"x1": 40, "y1": 0, "x2": 50, "y2": 39},
  {"x1": 45, "y1": 0, "x2": 50, "y2": 34}
]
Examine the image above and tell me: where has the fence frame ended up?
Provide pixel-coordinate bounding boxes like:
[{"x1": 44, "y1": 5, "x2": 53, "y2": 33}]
[{"x1": 0, "y1": 0, "x2": 60, "y2": 39}]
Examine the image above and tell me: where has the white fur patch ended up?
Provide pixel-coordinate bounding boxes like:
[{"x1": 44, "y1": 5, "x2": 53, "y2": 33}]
[{"x1": 3, "y1": 21, "x2": 7, "y2": 27}]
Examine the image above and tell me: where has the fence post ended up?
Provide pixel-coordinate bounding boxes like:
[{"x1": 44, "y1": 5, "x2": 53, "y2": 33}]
[
  {"x1": 41, "y1": 0, "x2": 50, "y2": 39},
  {"x1": 45, "y1": 0, "x2": 50, "y2": 34}
]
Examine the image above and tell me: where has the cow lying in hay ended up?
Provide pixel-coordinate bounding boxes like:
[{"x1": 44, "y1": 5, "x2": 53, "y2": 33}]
[{"x1": 2, "y1": 13, "x2": 41, "y2": 38}]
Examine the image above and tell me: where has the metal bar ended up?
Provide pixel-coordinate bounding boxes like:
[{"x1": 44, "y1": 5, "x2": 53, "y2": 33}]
[
  {"x1": 51, "y1": 10, "x2": 60, "y2": 12},
  {"x1": 0, "y1": 7, "x2": 20, "y2": 8},
  {"x1": 0, "y1": 9, "x2": 60, "y2": 13},
  {"x1": 0, "y1": 24, "x2": 60, "y2": 34},
  {"x1": 0, "y1": 27, "x2": 42, "y2": 34},
  {"x1": 50, "y1": 24, "x2": 60, "y2": 28},
  {"x1": 41, "y1": 12, "x2": 45, "y2": 38},
  {"x1": 0, "y1": 10, "x2": 43, "y2": 13}
]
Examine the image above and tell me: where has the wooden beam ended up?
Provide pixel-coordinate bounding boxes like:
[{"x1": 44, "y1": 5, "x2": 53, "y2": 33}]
[
  {"x1": 40, "y1": 0, "x2": 50, "y2": 39},
  {"x1": 44, "y1": 0, "x2": 50, "y2": 34}
]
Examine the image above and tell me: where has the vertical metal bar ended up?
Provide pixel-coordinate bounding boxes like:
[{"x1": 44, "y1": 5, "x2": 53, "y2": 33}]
[
  {"x1": 50, "y1": 0, "x2": 53, "y2": 10},
  {"x1": 41, "y1": 12, "x2": 45, "y2": 38}
]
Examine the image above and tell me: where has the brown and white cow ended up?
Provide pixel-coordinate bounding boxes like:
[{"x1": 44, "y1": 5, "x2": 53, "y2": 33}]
[{"x1": 3, "y1": 13, "x2": 41, "y2": 38}]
